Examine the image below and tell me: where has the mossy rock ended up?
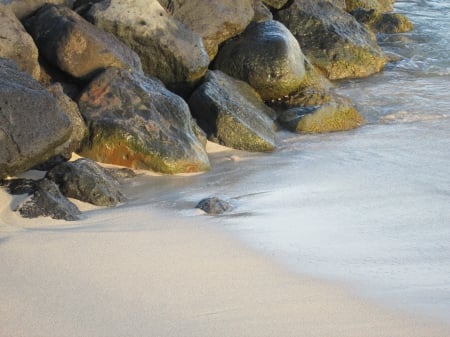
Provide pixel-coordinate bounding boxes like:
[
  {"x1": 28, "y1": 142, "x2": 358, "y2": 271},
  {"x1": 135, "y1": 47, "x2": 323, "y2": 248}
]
[
  {"x1": 352, "y1": 9, "x2": 414, "y2": 34},
  {"x1": 345, "y1": 0, "x2": 394, "y2": 13}
]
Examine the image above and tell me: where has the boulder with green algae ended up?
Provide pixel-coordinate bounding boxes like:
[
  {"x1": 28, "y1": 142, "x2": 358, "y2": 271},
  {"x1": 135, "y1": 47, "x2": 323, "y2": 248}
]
[
  {"x1": 278, "y1": 101, "x2": 365, "y2": 133},
  {"x1": 188, "y1": 71, "x2": 276, "y2": 152},
  {"x1": 77, "y1": 68, "x2": 210, "y2": 174},
  {"x1": 275, "y1": 0, "x2": 386, "y2": 80},
  {"x1": 158, "y1": 0, "x2": 254, "y2": 60},
  {"x1": 214, "y1": 20, "x2": 306, "y2": 101},
  {"x1": 345, "y1": 0, "x2": 394, "y2": 13},
  {"x1": 87, "y1": 0, "x2": 209, "y2": 92},
  {"x1": 351, "y1": 9, "x2": 414, "y2": 34}
]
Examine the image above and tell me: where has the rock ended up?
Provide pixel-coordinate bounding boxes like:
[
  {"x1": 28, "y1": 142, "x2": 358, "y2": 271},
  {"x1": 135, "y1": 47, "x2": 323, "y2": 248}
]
[
  {"x1": 160, "y1": 0, "x2": 254, "y2": 60},
  {"x1": 0, "y1": 0, "x2": 75, "y2": 19},
  {"x1": 25, "y1": 4, "x2": 142, "y2": 79},
  {"x1": 103, "y1": 167, "x2": 136, "y2": 180},
  {"x1": 196, "y1": 197, "x2": 233, "y2": 215},
  {"x1": 189, "y1": 71, "x2": 276, "y2": 152},
  {"x1": 46, "y1": 158, "x2": 124, "y2": 206},
  {"x1": 261, "y1": 0, "x2": 288, "y2": 9},
  {"x1": 3, "y1": 178, "x2": 37, "y2": 195},
  {"x1": 0, "y1": 6, "x2": 40, "y2": 79},
  {"x1": 252, "y1": 0, "x2": 273, "y2": 23},
  {"x1": 77, "y1": 67, "x2": 210, "y2": 174},
  {"x1": 275, "y1": 0, "x2": 387, "y2": 80},
  {"x1": 214, "y1": 20, "x2": 306, "y2": 101},
  {"x1": 351, "y1": 9, "x2": 414, "y2": 34},
  {"x1": 278, "y1": 101, "x2": 364, "y2": 133},
  {"x1": 47, "y1": 83, "x2": 88, "y2": 156},
  {"x1": 15, "y1": 178, "x2": 81, "y2": 221},
  {"x1": 87, "y1": 0, "x2": 209, "y2": 91},
  {"x1": 345, "y1": 0, "x2": 394, "y2": 13},
  {"x1": 0, "y1": 58, "x2": 72, "y2": 178}
]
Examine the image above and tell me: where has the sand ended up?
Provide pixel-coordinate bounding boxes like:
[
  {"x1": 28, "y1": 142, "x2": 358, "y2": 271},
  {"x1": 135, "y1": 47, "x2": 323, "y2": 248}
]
[{"x1": 1, "y1": 183, "x2": 450, "y2": 337}]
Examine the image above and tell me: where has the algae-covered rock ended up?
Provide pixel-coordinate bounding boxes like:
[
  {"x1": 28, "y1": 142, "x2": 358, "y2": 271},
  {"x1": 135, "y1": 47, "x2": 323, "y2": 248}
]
[
  {"x1": 351, "y1": 9, "x2": 414, "y2": 34},
  {"x1": 87, "y1": 0, "x2": 209, "y2": 91},
  {"x1": 345, "y1": 0, "x2": 394, "y2": 13},
  {"x1": 189, "y1": 71, "x2": 276, "y2": 152},
  {"x1": 278, "y1": 101, "x2": 364, "y2": 133},
  {"x1": 78, "y1": 68, "x2": 210, "y2": 174},
  {"x1": 160, "y1": 0, "x2": 254, "y2": 60},
  {"x1": 275, "y1": 0, "x2": 387, "y2": 80},
  {"x1": 46, "y1": 158, "x2": 124, "y2": 206},
  {"x1": 25, "y1": 5, "x2": 142, "y2": 79},
  {"x1": 0, "y1": 6, "x2": 40, "y2": 80},
  {"x1": 214, "y1": 20, "x2": 306, "y2": 101}
]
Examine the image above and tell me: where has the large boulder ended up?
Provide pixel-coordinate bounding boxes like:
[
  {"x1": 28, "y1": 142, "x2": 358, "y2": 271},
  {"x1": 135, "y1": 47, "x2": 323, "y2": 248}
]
[
  {"x1": 275, "y1": 0, "x2": 387, "y2": 80},
  {"x1": 14, "y1": 178, "x2": 81, "y2": 221},
  {"x1": 46, "y1": 158, "x2": 124, "y2": 206},
  {"x1": 345, "y1": 0, "x2": 394, "y2": 13},
  {"x1": 0, "y1": 0, "x2": 75, "y2": 19},
  {"x1": 87, "y1": 0, "x2": 209, "y2": 91},
  {"x1": 214, "y1": 20, "x2": 306, "y2": 101},
  {"x1": 25, "y1": 4, "x2": 142, "y2": 79},
  {"x1": 189, "y1": 71, "x2": 276, "y2": 152},
  {"x1": 351, "y1": 9, "x2": 414, "y2": 34},
  {"x1": 77, "y1": 68, "x2": 210, "y2": 174},
  {"x1": 159, "y1": 0, "x2": 254, "y2": 60},
  {"x1": 0, "y1": 59, "x2": 72, "y2": 178},
  {"x1": 0, "y1": 6, "x2": 40, "y2": 79}
]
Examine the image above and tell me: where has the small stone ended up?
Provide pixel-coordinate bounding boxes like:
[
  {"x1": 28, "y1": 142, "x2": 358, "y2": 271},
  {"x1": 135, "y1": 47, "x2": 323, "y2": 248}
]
[{"x1": 196, "y1": 197, "x2": 233, "y2": 215}]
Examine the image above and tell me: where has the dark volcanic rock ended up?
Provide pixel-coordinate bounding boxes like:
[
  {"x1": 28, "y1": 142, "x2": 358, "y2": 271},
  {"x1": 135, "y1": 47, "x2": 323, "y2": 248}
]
[
  {"x1": 3, "y1": 178, "x2": 37, "y2": 195},
  {"x1": 0, "y1": 58, "x2": 72, "y2": 178},
  {"x1": 46, "y1": 158, "x2": 124, "y2": 206},
  {"x1": 78, "y1": 68, "x2": 210, "y2": 174},
  {"x1": 87, "y1": 0, "x2": 209, "y2": 91},
  {"x1": 275, "y1": 0, "x2": 387, "y2": 80},
  {"x1": 196, "y1": 197, "x2": 233, "y2": 215},
  {"x1": 214, "y1": 20, "x2": 306, "y2": 101},
  {"x1": 25, "y1": 4, "x2": 142, "y2": 79},
  {"x1": 15, "y1": 178, "x2": 81, "y2": 221},
  {"x1": 0, "y1": 6, "x2": 40, "y2": 79},
  {"x1": 351, "y1": 9, "x2": 414, "y2": 34},
  {"x1": 189, "y1": 71, "x2": 276, "y2": 152}
]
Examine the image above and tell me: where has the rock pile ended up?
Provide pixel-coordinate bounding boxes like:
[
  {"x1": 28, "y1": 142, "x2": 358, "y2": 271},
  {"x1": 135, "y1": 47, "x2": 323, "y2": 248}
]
[{"x1": 0, "y1": 0, "x2": 412, "y2": 219}]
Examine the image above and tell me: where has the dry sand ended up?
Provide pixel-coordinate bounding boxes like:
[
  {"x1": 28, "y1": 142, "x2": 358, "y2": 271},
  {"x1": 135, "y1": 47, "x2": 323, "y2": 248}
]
[{"x1": 1, "y1": 185, "x2": 450, "y2": 337}]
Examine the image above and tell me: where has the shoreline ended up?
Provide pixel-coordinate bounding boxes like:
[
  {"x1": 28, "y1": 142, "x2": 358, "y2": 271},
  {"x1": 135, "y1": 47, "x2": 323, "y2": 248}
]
[{"x1": 1, "y1": 187, "x2": 450, "y2": 337}]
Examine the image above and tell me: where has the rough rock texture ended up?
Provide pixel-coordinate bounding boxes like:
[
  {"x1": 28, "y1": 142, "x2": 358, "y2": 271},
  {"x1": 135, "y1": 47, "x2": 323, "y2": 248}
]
[
  {"x1": 351, "y1": 9, "x2": 414, "y2": 34},
  {"x1": 15, "y1": 178, "x2": 81, "y2": 221},
  {"x1": 160, "y1": 0, "x2": 254, "y2": 60},
  {"x1": 46, "y1": 158, "x2": 124, "y2": 206},
  {"x1": 0, "y1": 6, "x2": 40, "y2": 79},
  {"x1": 275, "y1": 0, "x2": 387, "y2": 80},
  {"x1": 252, "y1": 0, "x2": 273, "y2": 22},
  {"x1": 47, "y1": 83, "x2": 88, "y2": 156},
  {"x1": 87, "y1": 0, "x2": 209, "y2": 91},
  {"x1": 2, "y1": 178, "x2": 37, "y2": 195},
  {"x1": 78, "y1": 67, "x2": 210, "y2": 174},
  {"x1": 214, "y1": 20, "x2": 306, "y2": 101},
  {"x1": 25, "y1": 5, "x2": 142, "y2": 79},
  {"x1": 278, "y1": 101, "x2": 364, "y2": 133},
  {"x1": 189, "y1": 71, "x2": 276, "y2": 152},
  {"x1": 196, "y1": 196, "x2": 233, "y2": 215},
  {"x1": 345, "y1": 0, "x2": 394, "y2": 13},
  {"x1": 261, "y1": 0, "x2": 288, "y2": 9},
  {"x1": 0, "y1": 58, "x2": 72, "y2": 178},
  {"x1": 0, "y1": 0, "x2": 75, "y2": 19}
]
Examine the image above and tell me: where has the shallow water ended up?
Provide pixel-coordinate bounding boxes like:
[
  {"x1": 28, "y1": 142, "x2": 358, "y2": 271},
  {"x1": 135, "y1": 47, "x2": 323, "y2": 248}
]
[{"x1": 118, "y1": 0, "x2": 450, "y2": 323}]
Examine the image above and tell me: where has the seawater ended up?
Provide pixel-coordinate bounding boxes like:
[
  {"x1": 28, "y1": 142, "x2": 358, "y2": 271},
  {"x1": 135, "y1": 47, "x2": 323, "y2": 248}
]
[{"x1": 127, "y1": 0, "x2": 450, "y2": 323}]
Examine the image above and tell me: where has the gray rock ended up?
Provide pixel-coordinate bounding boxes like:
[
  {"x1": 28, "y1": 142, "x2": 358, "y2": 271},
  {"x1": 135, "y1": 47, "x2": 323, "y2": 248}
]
[
  {"x1": 261, "y1": 0, "x2": 288, "y2": 9},
  {"x1": 275, "y1": 0, "x2": 387, "y2": 80},
  {"x1": 189, "y1": 70, "x2": 276, "y2": 152},
  {"x1": 160, "y1": 0, "x2": 254, "y2": 60},
  {"x1": 214, "y1": 20, "x2": 306, "y2": 101},
  {"x1": 252, "y1": 0, "x2": 273, "y2": 23},
  {"x1": 3, "y1": 178, "x2": 37, "y2": 195},
  {"x1": 77, "y1": 67, "x2": 210, "y2": 174},
  {"x1": 87, "y1": 0, "x2": 209, "y2": 91},
  {"x1": 0, "y1": 0, "x2": 75, "y2": 19},
  {"x1": 0, "y1": 6, "x2": 40, "y2": 79},
  {"x1": 15, "y1": 178, "x2": 81, "y2": 221},
  {"x1": 196, "y1": 197, "x2": 233, "y2": 215},
  {"x1": 46, "y1": 158, "x2": 124, "y2": 206},
  {"x1": 25, "y1": 4, "x2": 142, "y2": 79},
  {"x1": 0, "y1": 58, "x2": 72, "y2": 178}
]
